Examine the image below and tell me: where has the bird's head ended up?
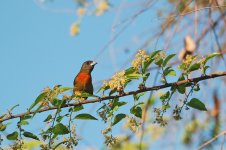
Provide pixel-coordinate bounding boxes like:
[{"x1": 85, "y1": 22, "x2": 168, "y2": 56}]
[{"x1": 80, "y1": 60, "x2": 97, "y2": 74}]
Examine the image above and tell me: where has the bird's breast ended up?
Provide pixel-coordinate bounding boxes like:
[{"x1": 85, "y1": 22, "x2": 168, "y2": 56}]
[{"x1": 76, "y1": 72, "x2": 92, "y2": 86}]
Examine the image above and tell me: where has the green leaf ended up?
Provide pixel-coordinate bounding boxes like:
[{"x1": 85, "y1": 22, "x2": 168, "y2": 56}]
[
  {"x1": 51, "y1": 98, "x2": 61, "y2": 107},
  {"x1": 142, "y1": 59, "x2": 154, "y2": 73},
  {"x1": 155, "y1": 58, "x2": 163, "y2": 66},
  {"x1": 163, "y1": 67, "x2": 176, "y2": 76},
  {"x1": 79, "y1": 92, "x2": 96, "y2": 98},
  {"x1": 193, "y1": 85, "x2": 200, "y2": 91},
  {"x1": 56, "y1": 114, "x2": 69, "y2": 122},
  {"x1": 187, "y1": 98, "x2": 207, "y2": 111},
  {"x1": 162, "y1": 104, "x2": 171, "y2": 110},
  {"x1": 32, "y1": 105, "x2": 44, "y2": 117},
  {"x1": 18, "y1": 120, "x2": 29, "y2": 126},
  {"x1": 178, "y1": 62, "x2": 186, "y2": 70},
  {"x1": 96, "y1": 85, "x2": 110, "y2": 93},
  {"x1": 7, "y1": 131, "x2": 18, "y2": 140},
  {"x1": 112, "y1": 114, "x2": 126, "y2": 126},
  {"x1": 112, "y1": 98, "x2": 127, "y2": 109},
  {"x1": 162, "y1": 54, "x2": 176, "y2": 67},
  {"x1": 126, "y1": 73, "x2": 144, "y2": 80},
  {"x1": 0, "y1": 114, "x2": 6, "y2": 120},
  {"x1": 203, "y1": 66, "x2": 210, "y2": 74},
  {"x1": 28, "y1": 92, "x2": 47, "y2": 111},
  {"x1": 115, "y1": 101, "x2": 127, "y2": 107},
  {"x1": 125, "y1": 67, "x2": 136, "y2": 75},
  {"x1": 143, "y1": 73, "x2": 150, "y2": 82},
  {"x1": 58, "y1": 99, "x2": 66, "y2": 108},
  {"x1": 109, "y1": 89, "x2": 117, "y2": 96},
  {"x1": 150, "y1": 50, "x2": 162, "y2": 59},
  {"x1": 188, "y1": 63, "x2": 200, "y2": 72},
  {"x1": 203, "y1": 53, "x2": 220, "y2": 65},
  {"x1": 73, "y1": 105, "x2": 84, "y2": 112},
  {"x1": 52, "y1": 123, "x2": 69, "y2": 135},
  {"x1": 176, "y1": 76, "x2": 186, "y2": 94},
  {"x1": 133, "y1": 92, "x2": 146, "y2": 101},
  {"x1": 44, "y1": 114, "x2": 52, "y2": 122},
  {"x1": 59, "y1": 87, "x2": 73, "y2": 93},
  {"x1": 0, "y1": 123, "x2": 11, "y2": 131},
  {"x1": 130, "y1": 106, "x2": 142, "y2": 118},
  {"x1": 177, "y1": 84, "x2": 186, "y2": 94},
  {"x1": 160, "y1": 91, "x2": 170, "y2": 100},
  {"x1": 21, "y1": 115, "x2": 32, "y2": 121},
  {"x1": 168, "y1": 70, "x2": 176, "y2": 76},
  {"x1": 9, "y1": 104, "x2": 19, "y2": 112},
  {"x1": 23, "y1": 131, "x2": 39, "y2": 141},
  {"x1": 74, "y1": 113, "x2": 98, "y2": 120}
]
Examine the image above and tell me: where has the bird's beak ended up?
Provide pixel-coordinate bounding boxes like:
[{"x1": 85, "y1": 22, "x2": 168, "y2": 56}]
[{"x1": 90, "y1": 61, "x2": 97, "y2": 66}]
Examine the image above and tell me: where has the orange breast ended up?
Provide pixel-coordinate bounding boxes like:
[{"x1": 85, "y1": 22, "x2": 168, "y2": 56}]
[{"x1": 76, "y1": 72, "x2": 92, "y2": 86}]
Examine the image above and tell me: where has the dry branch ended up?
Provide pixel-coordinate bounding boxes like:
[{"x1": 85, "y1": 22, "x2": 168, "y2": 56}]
[
  {"x1": 0, "y1": 71, "x2": 226, "y2": 123},
  {"x1": 197, "y1": 130, "x2": 226, "y2": 150}
]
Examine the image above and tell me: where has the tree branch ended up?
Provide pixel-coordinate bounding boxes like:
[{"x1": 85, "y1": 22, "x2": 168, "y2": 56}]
[
  {"x1": 0, "y1": 71, "x2": 226, "y2": 123},
  {"x1": 197, "y1": 130, "x2": 226, "y2": 150}
]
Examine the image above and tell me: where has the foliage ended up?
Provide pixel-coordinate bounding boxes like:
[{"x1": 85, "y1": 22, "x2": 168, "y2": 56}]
[
  {"x1": 1, "y1": 0, "x2": 226, "y2": 149},
  {"x1": 0, "y1": 49, "x2": 221, "y2": 149}
]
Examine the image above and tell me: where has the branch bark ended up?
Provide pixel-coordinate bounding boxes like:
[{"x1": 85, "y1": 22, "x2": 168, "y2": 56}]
[
  {"x1": 0, "y1": 71, "x2": 226, "y2": 123},
  {"x1": 197, "y1": 130, "x2": 226, "y2": 150}
]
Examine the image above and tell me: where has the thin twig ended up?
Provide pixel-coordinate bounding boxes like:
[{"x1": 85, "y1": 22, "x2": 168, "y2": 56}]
[
  {"x1": 196, "y1": 10, "x2": 226, "y2": 47},
  {"x1": 197, "y1": 130, "x2": 226, "y2": 150},
  {"x1": 139, "y1": 70, "x2": 159, "y2": 150},
  {"x1": 146, "y1": 49, "x2": 226, "y2": 72},
  {"x1": 221, "y1": 133, "x2": 226, "y2": 150},
  {"x1": 93, "y1": 0, "x2": 155, "y2": 61},
  {"x1": 48, "y1": 110, "x2": 58, "y2": 149}
]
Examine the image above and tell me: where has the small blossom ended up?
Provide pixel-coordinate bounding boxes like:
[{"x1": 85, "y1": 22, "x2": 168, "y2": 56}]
[
  {"x1": 74, "y1": 91, "x2": 81, "y2": 96},
  {"x1": 154, "y1": 51, "x2": 166, "y2": 64},
  {"x1": 70, "y1": 23, "x2": 80, "y2": 36},
  {"x1": 95, "y1": 1, "x2": 110, "y2": 16},
  {"x1": 108, "y1": 71, "x2": 127, "y2": 91},
  {"x1": 42, "y1": 87, "x2": 51, "y2": 93},
  {"x1": 40, "y1": 100, "x2": 49, "y2": 108},
  {"x1": 63, "y1": 94, "x2": 71, "y2": 100},
  {"x1": 104, "y1": 135, "x2": 119, "y2": 147},
  {"x1": 102, "y1": 80, "x2": 109, "y2": 88},
  {"x1": 102, "y1": 127, "x2": 112, "y2": 134},
  {"x1": 71, "y1": 124, "x2": 76, "y2": 135},
  {"x1": 183, "y1": 55, "x2": 193, "y2": 64},
  {"x1": 73, "y1": 91, "x2": 85, "y2": 101},
  {"x1": 131, "y1": 49, "x2": 150, "y2": 71},
  {"x1": 124, "y1": 117, "x2": 141, "y2": 133},
  {"x1": 63, "y1": 136, "x2": 68, "y2": 142},
  {"x1": 76, "y1": 7, "x2": 86, "y2": 16}
]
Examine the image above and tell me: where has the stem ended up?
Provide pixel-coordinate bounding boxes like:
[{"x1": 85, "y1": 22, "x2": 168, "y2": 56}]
[
  {"x1": 179, "y1": 84, "x2": 195, "y2": 112},
  {"x1": 68, "y1": 107, "x2": 73, "y2": 139},
  {"x1": 0, "y1": 71, "x2": 226, "y2": 123},
  {"x1": 53, "y1": 141, "x2": 68, "y2": 150},
  {"x1": 17, "y1": 117, "x2": 23, "y2": 150},
  {"x1": 48, "y1": 110, "x2": 58, "y2": 149},
  {"x1": 161, "y1": 90, "x2": 175, "y2": 117},
  {"x1": 197, "y1": 130, "x2": 226, "y2": 150},
  {"x1": 161, "y1": 67, "x2": 168, "y2": 83}
]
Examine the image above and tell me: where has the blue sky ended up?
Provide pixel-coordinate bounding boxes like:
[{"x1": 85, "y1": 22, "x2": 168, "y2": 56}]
[
  {"x1": 1, "y1": 0, "x2": 225, "y2": 149},
  {"x1": 0, "y1": 0, "x2": 159, "y2": 149}
]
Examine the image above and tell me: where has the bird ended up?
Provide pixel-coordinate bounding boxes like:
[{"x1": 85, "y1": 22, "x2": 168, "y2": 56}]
[{"x1": 73, "y1": 60, "x2": 97, "y2": 99}]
